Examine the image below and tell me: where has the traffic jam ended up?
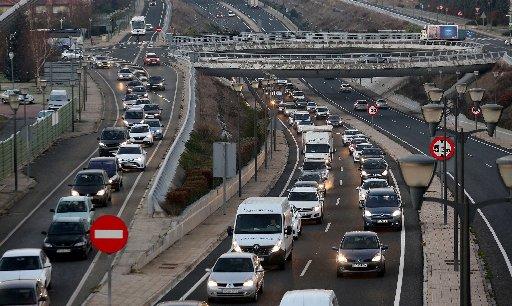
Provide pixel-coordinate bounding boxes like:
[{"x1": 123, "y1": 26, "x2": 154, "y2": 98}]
[{"x1": 0, "y1": 52, "x2": 167, "y2": 303}]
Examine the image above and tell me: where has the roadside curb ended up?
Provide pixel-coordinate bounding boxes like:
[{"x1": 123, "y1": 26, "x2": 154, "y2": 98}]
[{"x1": 0, "y1": 177, "x2": 37, "y2": 216}]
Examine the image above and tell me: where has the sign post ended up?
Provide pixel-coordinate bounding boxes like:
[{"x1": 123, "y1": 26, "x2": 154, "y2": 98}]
[
  {"x1": 90, "y1": 215, "x2": 129, "y2": 306},
  {"x1": 471, "y1": 106, "x2": 481, "y2": 130},
  {"x1": 368, "y1": 105, "x2": 378, "y2": 125},
  {"x1": 429, "y1": 136, "x2": 455, "y2": 161},
  {"x1": 213, "y1": 142, "x2": 237, "y2": 214}
]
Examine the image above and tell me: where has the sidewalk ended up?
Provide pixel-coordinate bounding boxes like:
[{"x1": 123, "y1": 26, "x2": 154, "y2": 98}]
[{"x1": 85, "y1": 130, "x2": 289, "y2": 305}]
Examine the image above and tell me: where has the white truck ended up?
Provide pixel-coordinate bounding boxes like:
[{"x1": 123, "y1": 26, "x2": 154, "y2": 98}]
[
  {"x1": 302, "y1": 125, "x2": 334, "y2": 164},
  {"x1": 249, "y1": 0, "x2": 259, "y2": 8}
]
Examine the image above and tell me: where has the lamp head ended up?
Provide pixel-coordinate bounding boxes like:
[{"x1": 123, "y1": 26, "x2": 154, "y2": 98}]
[
  {"x1": 427, "y1": 88, "x2": 443, "y2": 103},
  {"x1": 8, "y1": 52, "x2": 13, "y2": 60},
  {"x1": 496, "y1": 155, "x2": 512, "y2": 190},
  {"x1": 481, "y1": 103, "x2": 503, "y2": 137},
  {"x1": 423, "y1": 82, "x2": 436, "y2": 95},
  {"x1": 421, "y1": 104, "x2": 444, "y2": 136},
  {"x1": 251, "y1": 80, "x2": 259, "y2": 89},
  {"x1": 232, "y1": 83, "x2": 243, "y2": 92},
  {"x1": 455, "y1": 83, "x2": 468, "y2": 94},
  {"x1": 468, "y1": 88, "x2": 485, "y2": 104},
  {"x1": 398, "y1": 154, "x2": 437, "y2": 210}
]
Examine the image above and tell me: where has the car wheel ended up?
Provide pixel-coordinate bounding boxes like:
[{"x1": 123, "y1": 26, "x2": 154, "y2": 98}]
[
  {"x1": 293, "y1": 233, "x2": 298, "y2": 240},
  {"x1": 287, "y1": 251, "x2": 292, "y2": 261}
]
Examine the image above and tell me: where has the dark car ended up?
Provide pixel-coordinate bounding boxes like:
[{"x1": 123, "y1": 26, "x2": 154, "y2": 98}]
[
  {"x1": 332, "y1": 231, "x2": 387, "y2": 277},
  {"x1": 87, "y1": 157, "x2": 123, "y2": 191},
  {"x1": 360, "y1": 158, "x2": 389, "y2": 183},
  {"x1": 147, "y1": 76, "x2": 165, "y2": 91},
  {"x1": 131, "y1": 85, "x2": 148, "y2": 98},
  {"x1": 126, "y1": 80, "x2": 144, "y2": 93},
  {"x1": 297, "y1": 172, "x2": 326, "y2": 195},
  {"x1": 362, "y1": 188, "x2": 402, "y2": 230},
  {"x1": 0, "y1": 279, "x2": 49, "y2": 306},
  {"x1": 349, "y1": 137, "x2": 369, "y2": 155},
  {"x1": 143, "y1": 103, "x2": 162, "y2": 119},
  {"x1": 41, "y1": 217, "x2": 91, "y2": 259},
  {"x1": 70, "y1": 169, "x2": 112, "y2": 206},
  {"x1": 98, "y1": 127, "x2": 129, "y2": 156},
  {"x1": 294, "y1": 98, "x2": 308, "y2": 109},
  {"x1": 326, "y1": 114, "x2": 342, "y2": 127},
  {"x1": 360, "y1": 148, "x2": 384, "y2": 164}
]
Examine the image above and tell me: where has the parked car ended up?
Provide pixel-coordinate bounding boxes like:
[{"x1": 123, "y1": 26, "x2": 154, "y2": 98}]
[
  {"x1": 144, "y1": 52, "x2": 160, "y2": 65},
  {"x1": 61, "y1": 49, "x2": 83, "y2": 60},
  {"x1": 315, "y1": 106, "x2": 330, "y2": 119},
  {"x1": 1, "y1": 89, "x2": 34, "y2": 104},
  {"x1": 98, "y1": 127, "x2": 130, "y2": 156},
  {"x1": 143, "y1": 103, "x2": 162, "y2": 119},
  {"x1": 354, "y1": 100, "x2": 369, "y2": 111},
  {"x1": 339, "y1": 83, "x2": 352, "y2": 93},
  {"x1": 116, "y1": 143, "x2": 147, "y2": 171},
  {"x1": 326, "y1": 115, "x2": 342, "y2": 127},
  {"x1": 70, "y1": 169, "x2": 112, "y2": 206},
  {"x1": 117, "y1": 68, "x2": 134, "y2": 81},
  {"x1": 144, "y1": 118, "x2": 164, "y2": 140},
  {"x1": 87, "y1": 157, "x2": 123, "y2": 191},
  {"x1": 0, "y1": 279, "x2": 50, "y2": 306},
  {"x1": 50, "y1": 196, "x2": 95, "y2": 224},
  {"x1": 0, "y1": 249, "x2": 52, "y2": 289},
  {"x1": 375, "y1": 99, "x2": 389, "y2": 109},
  {"x1": 147, "y1": 76, "x2": 165, "y2": 90},
  {"x1": 360, "y1": 158, "x2": 389, "y2": 183},
  {"x1": 129, "y1": 124, "x2": 154, "y2": 146},
  {"x1": 332, "y1": 231, "x2": 387, "y2": 277},
  {"x1": 362, "y1": 188, "x2": 402, "y2": 231},
  {"x1": 41, "y1": 217, "x2": 91, "y2": 259},
  {"x1": 357, "y1": 178, "x2": 389, "y2": 207}
]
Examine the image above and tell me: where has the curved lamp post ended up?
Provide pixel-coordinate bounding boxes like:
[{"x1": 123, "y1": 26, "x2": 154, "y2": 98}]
[
  {"x1": 232, "y1": 82, "x2": 243, "y2": 197},
  {"x1": 8, "y1": 94, "x2": 20, "y2": 191},
  {"x1": 250, "y1": 80, "x2": 260, "y2": 180}
]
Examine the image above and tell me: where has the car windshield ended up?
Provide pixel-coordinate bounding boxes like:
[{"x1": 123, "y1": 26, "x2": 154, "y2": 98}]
[
  {"x1": 145, "y1": 120, "x2": 160, "y2": 127},
  {"x1": 344, "y1": 130, "x2": 359, "y2": 136},
  {"x1": 120, "y1": 69, "x2": 131, "y2": 73},
  {"x1": 52, "y1": 94, "x2": 67, "y2": 101},
  {"x1": 295, "y1": 181, "x2": 316, "y2": 188},
  {"x1": 128, "y1": 81, "x2": 142, "y2": 87},
  {"x1": 48, "y1": 221, "x2": 85, "y2": 235},
  {"x1": 362, "y1": 148, "x2": 382, "y2": 156},
  {"x1": 317, "y1": 107, "x2": 328, "y2": 112},
  {"x1": 307, "y1": 102, "x2": 316, "y2": 106},
  {"x1": 299, "y1": 173, "x2": 321, "y2": 182},
  {"x1": 149, "y1": 76, "x2": 162, "y2": 82},
  {"x1": 305, "y1": 144, "x2": 330, "y2": 153},
  {"x1": 362, "y1": 181, "x2": 389, "y2": 189},
  {"x1": 97, "y1": 56, "x2": 108, "y2": 60},
  {"x1": 133, "y1": 87, "x2": 146, "y2": 92},
  {"x1": 146, "y1": 54, "x2": 158, "y2": 58},
  {"x1": 131, "y1": 125, "x2": 149, "y2": 133},
  {"x1": 0, "y1": 287, "x2": 37, "y2": 305},
  {"x1": 289, "y1": 191, "x2": 318, "y2": 201},
  {"x1": 341, "y1": 235, "x2": 379, "y2": 249},
  {"x1": 57, "y1": 200, "x2": 87, "y2": 213},
  {"x1": 298, "y1": 121, "x2": 313, "y2": 126},
  {"x1": 356, "y1": 144, "x2": 373, "y2": 151},
  {"x1": 234, "y1": 214, "x2": 282, "y2": 234},
  {"x1": 294, "y1": 113, "x2": 310, "y2": 120},
  {"x1": 362, "y1": 160, "x2": 387, "y2": 170},
  {"x1": 88, "y1": 160, "x2": 117, "y2": 177},
  {"x1": 74, "y1": 173, "x2": 104, "y2": 186},
  {"x1": 144, "y1": 104, "x2": 159, "y2": 111},
  {"x1": 351, "y1": 138, "x2": 367, "y2": 145},
  {"x1": 213, "y1": 258, "x2": 254, "y2": 272},
  {"x1": 118, "y1": 147, "x2": 141, "y2": 155},
  {"x1": 124, "y1": 94, "x2": 138, "y2": 101},
  {"x1": 329, "y1": 116, "x2": 340, "y2": 121},
  {"x1": 366, "y1": 194, "x2": 399, "y2": 208},
  {"x1": 357, "y1": 100, "x2": 368, "y2": 104},
  {"x1": 125, "y1": 111, "x2": 143, "y2": 119},
  {"x1": 303, "y1": 161, "x2": 327, "y2": 171},
  {"x1": 293, "y1": 91, "x2": 304, "y2": 96},
  {"x1": 0, "y1": 256, "x2": 41, "y2": 271},
  {"x1": 136, "y1": 99, "x2": 150, "y2": 105},
  {"x1": 101, "y1": 130, "x2": 125, "y2": 140}
]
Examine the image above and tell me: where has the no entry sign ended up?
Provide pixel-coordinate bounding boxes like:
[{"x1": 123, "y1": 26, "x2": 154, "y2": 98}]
[
  {"x1": 156, "y1": 27, "x2": 162, "y2": 32},
  {"x1": 368, "y1": 105, "x2": 378, "y2": 116},
  {"x1": 90, "y1": 215, "x2": 128, "y2": 254},
  {"x1": 429, "y1": 136, "x2": 455, "y2": 161},
  {"x1": 471, "y1": 106, "x2": 481, "y2": 116}
]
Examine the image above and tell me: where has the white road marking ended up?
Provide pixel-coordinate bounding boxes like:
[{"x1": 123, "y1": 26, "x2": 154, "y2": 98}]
[
  {"x1": 390, "y1": 169, "x2": 405, "y2": 306},
  {"x1": 278, "y1": 121, "x2": 299, "y2": 196},
  {"x1": 339, "y1": 180, "x2": 343, "y2": 186},
  {"x1": 180, "y1": 272, "x2": 210, "y2": 301},
  {"x1": 485, "y1": 163, "x2": 493, "y2": 168},
  {"x1": 94, "y1": 230, "x2": 123, "y2": 239},
  {"x1": 340, "y1": 166, "x2": 344, "y2": 172},
  {"x1": 336, "y1": 198, "x2": 340, "y2": 206},
  {"x1": 300, "y1": 259, "x2": 312, "y2": 277},
  {"x1": 324, "y1": 222, "x2": 331, "y2": 233}
]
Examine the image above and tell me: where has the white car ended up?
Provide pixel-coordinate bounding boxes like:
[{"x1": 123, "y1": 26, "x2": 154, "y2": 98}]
[
  {"x1": 1, "y1": 89, "x2": 35, "y2": 104},
  {"x1": 315, "y1": 107, "x2": 330, "y2": 119},
  {"x1": 353, "y1": 143, "x2": 373, "y2": 163},
  {"x1": 505, "y1": 39, "x2": 511, "y2": 46},
  {"x1": 288, "y1": 186, "x2": 324, "y2": 224},
  {"x1": 341, "y1": 129, "x2": 360, "y2": 146},
  {"x1": 0, "y1": 249, "x2": 52, "y2": 289},
  {"x1": 288, "y1": 111, "x2": 309, "y2": 126},
  {"x1": 36, "y1": 110, "x2": 55, "y2": 122},
  {"x1": 227, "y1": 10, "x2": 236, "y2": 17},
  {"x1": 50, "y1": 196, "x2": 95, "y2": 225},
  {"x1": 306, "y1": 101, "x2": 317, "y2": 112},
  {"x1": 296, "y1": 120, "x2": 314, "y2": 133},
  {"x1": 339, "y1": 83, "x2": 352, "y2": 93},
  {"x1": 357, "y1": 178, "x2": 389, "y2": 207},
  {"x1": 280, "y1": 289, "x2": 339, "y2": 306},
  {"x1": 61, "y1": 49, "x2": 83, "y2": 60},
  {"x1": 129, "y1": 124, "x2": 154, "y2": 146},
  {"x1": 117, "y1": 68, "x2": 134, "y2": 81},
  {"x1": 354, "y1": 100, "x2": 369, "y2": 111},
  {"x1": 116, "y1": 143, "x2": 147, "y2": 170},
  {"x1": 291, "y1": 90, "x2": 305, "y2": 100}
]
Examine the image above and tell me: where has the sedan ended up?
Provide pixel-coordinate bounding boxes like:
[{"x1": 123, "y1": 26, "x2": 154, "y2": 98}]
[
  {"x1": 126, "y1": 80, "x2": 144, "y2": 93},
  {"x1": 0, "y1": 249, "x2": 52, "y2": 289},
  {"x1": 353, "y1": 100, "x2": 368, "y2": 111},
  {"x1": 116, "y1": 143, "x2": 147, "y2": 171},
  {"x1": 143, "y1": 103, "x2": 162, "y2": 119},
  {"x1": 360, "y1": 158, "x2": 389, "y2": 183},
  {"x1": 144, "y1": 118, "x2": 164, "y2": 140},
  {"x1": 326, "y1": 115, "x2": 342, "y2": 127},
  {"x1": 363, "y1": 188, "x2": 402, "y2": 231},
  {"x1": 315, "y1": 106, "x2": 330, "y2": 119},
  {"x1": 206, "y1": 252, "x2": 264, "y2": 302},
  {"x1": 129, "y1": 124, "x2": 154, "y2": 146},
  {"x1": 332, "y1": 231, "x2": 387, "y2": 277},
  {"x1": 147, "y1": 76, "x2": 165, "y2": 90},
  {"x1": 70, "y1": 169, "x2": 112, "y2": 206},
  {"x1": 360, "y1": 147, "x2": 384, "y2": 164},
  {"x1": 375, "y1": 99, "x2": 389, "y2": 109},
  {"x1": 356, "y1": 178, "x2": 389, "y2": 206},
  {"x1": 50, "y1": 196, "x2": 95, "y2": 224},
  {"x1": 131, "y1": 85, "x2": 149, "y2": 98}
]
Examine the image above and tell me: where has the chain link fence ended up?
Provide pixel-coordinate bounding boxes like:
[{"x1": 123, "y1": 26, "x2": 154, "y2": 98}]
[{"x1": 0, "y1": 102, "x2": 72, "y2": 182}]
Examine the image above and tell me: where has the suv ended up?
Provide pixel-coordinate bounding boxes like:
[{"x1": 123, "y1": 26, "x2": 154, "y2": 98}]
[
  {"x1": 51, "y1": 196, "x2": 95, "y2": 224},
  {"x1": 41, "y1": 217, "x2": 91, "y2": 259},
  {"x1": 360, "y1": 147, "x2": 384, "y2": 164},
  {"x1": 349, "y1": 137, "x2": 369, "y2": 155},
  {"x1": 87, "y1": 157, "x2": 123, "y2": 191},
  {"x1": 144, "y1": 53, "x2": 160, "y2": 65},
  {"x1": 143, "y1": 103, "x2": 162, "y2": 119},
  {"x1": 122, "y1": 94, "x2": 139, "y2": 110},
  {"x1": 360, "y1": 158, "x2": 389, "y2": 183},
  {"x1": 70, "y1": 169, "x2": 112, "y2": 206},
  {"x1": 129, "y1": 124, "x2": 154, "y2": 146},
  {"x1": 98, "y1": 127, "x2": 129, "y2": 156},
  {"x1": 131, "y1": 85, "x2": 148, "y2": 98},
  {"x1": 288, "y1": 186, "x2": 324, "y2": 223},
  {"x1": 147, "y1": 76, "x2": 165, "y2": 90},
  {"x1": 354, "y1": 100, "x2": 368, "y2": 111},
  {"x1": 362, "y1": 188, "x2": 402, "y2": 231},
  {"x1": 116, "y1": 143, "x2": 147, "y2": 171}
]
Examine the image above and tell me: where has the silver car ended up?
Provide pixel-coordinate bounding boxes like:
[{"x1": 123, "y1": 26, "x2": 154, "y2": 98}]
[{"x1": 206, "y1": 252, "x2": 264, "y2": 302}]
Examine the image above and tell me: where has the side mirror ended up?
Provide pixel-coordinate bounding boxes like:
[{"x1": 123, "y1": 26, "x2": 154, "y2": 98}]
[
  {"x1": 227, "y1": 226, "x2": 233, "y2": 236},
  {"x1": 381, "y1": 245, "x2": 389, "y2": 251},
  {"x1": 41, "y1": 231, "x2": 47, "y2": 235},
  {"x1": 331, "y1": 246, "x2": 338, "y2": 251},
  {"x1": 49, "y1": 208, "x2": 55, "y2": 213},
  {"x1": 257, "y1": 267, "x2": 264, "y2": 273},
  {"x1": 284, "y1": 225, "x2": 292, "y2": 236},
  {"x1": 205, "y1": 268, "x2": 211, "y2": 272},
  {"x1": 356, "y1": 187, "x2": 360, "y2": 190}
]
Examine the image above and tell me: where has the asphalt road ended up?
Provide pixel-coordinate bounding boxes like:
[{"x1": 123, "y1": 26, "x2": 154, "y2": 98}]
[{"x1": 185, "y1": 0, "x2": 251, "y2": 33}]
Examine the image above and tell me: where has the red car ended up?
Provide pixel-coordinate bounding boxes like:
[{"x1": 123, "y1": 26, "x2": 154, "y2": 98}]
[{"x1": 144, "y1": 53, "x2": 160, "y2": 65}]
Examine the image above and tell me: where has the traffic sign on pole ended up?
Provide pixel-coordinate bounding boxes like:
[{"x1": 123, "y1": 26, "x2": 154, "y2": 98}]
[
  {"x1": 471, "y1": 106, "x2": 481, "y2": 116},
  {"x1": 90, "y1": 215, "x2": 128, "y2": 254},
  {"x1": 429, "y1": 136, "x2": 455, "y2": 161},
  {"x1": 368, "y1": 105, "x2": 378, "y2": 116},
  {"x1": 156, "y1": 27, "x2": 162, "y2": 32}
]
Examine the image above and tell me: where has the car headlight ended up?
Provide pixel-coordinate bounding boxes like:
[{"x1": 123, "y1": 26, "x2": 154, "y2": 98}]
[
  {"x1": 109, "y1": 179, "x2": 113, "y2": 183},
  {"x1": 96, "y1": 189, "x2": 106, "y2": 196},
  {"x1": 364, "y1": 210, "x2": 372, "y2": 217},
  {"x1": 337, "y1": 253, "x2": 347, "y2": 262},
  {"x1": 71, "y1": 190, "x2": 80, "y2": 196},
  {"x1": 136, "y1": 156, "x2": 143, "y2": 161},
  {"x1": 123, "y1": 120, "x2": 129, "y2": 125},
  {"x1": 74, "y1": 241, "x2": 86, "y2": 247},
  {"x1": 243, "y1": 279, "x2": 254, "y2": 287},
  {"x1": 232, "y1": 241, "x2": 242, "y2": 252},
  {"x1": 382, "y1": 170, "x2": 388, "y2": 176},
  {"x1": 207, "y1": 280, "x2": 217, "y2": 288},
  {"x1": 99, "y1": 142, "x2": 106, "y2": 147},
  {"x1": 270, "y1": 240, "x2": 282, "y2": 253},
  {"x1": 372, "y1": 253, "x2": 382, "y2": 262},
  {"x1": 318, "y1": 184, "x2": 325, "y2": 190},
  {"x1": 44, "y1": 242, "x2": 52, "y2": 248},
  {"x1": 361, "y1": 171, "x2": 368, "y2": 176},
  {"x1": 392, "y1": 210, "x2": 402, "y2": 217},
  {"x1": 314, "y1": 205, "x2": 321, "y2": 212}
]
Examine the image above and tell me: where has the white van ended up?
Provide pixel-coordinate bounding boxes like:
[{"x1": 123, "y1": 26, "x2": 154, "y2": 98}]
[
  {"x1": 48, "y1": 89, "x2": 70, "y2": 110},
  {"x1": 302, "y1": 127, "x2": 334, "y2": 164},
  {"x1": 228, "y1": 197, "x2": 293, "y2": 270},
  {"x1": 280, "y1": 289, "x2": 339, "y2": 306}
]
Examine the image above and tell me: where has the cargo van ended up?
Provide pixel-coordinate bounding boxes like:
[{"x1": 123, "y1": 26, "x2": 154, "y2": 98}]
[
  {"x1": 228, "y1": 197, "x2": 293, "y2": 270},
  {"x1": 302, "y1": 126, "x2": 334, "y2": 164},
  {"x1": 47, "y1": 89, "x2": 69, "y2": 110}
]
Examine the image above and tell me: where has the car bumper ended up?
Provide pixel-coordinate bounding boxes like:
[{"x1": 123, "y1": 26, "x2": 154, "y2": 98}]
[
  {"x1": 297, "y1": 210, "x2": 322, "y2": 220},
  {"x1": 363, "y1": 217, "x2": 402, "y2": 228},
  {"x1": 131, "y1": 139, "x2": 152, "y2": 145},
  {"x1": 207, "y1": 286, "x2": 257, "y2": 299},
  {"x1": 43, "y1": 245, "x2": 88, "y2": 257},
  {"x1": 117, "y1": 75, "x2": 133, "y2": 80},
  {"x1": 337, "y1": 261, "x2": 384, "y2": 273},
  {"x1": 119, "y1": 161, "x2": 145, "y2": 169},
  {"x1": 361, "y1": 174, "x2": 387, "y2": 181}
]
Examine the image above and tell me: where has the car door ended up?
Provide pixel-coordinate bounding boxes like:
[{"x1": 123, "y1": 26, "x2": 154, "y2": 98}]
[
  {"x1": 87, "y1": 198, "x2": 94, "y2": 223},
  {"x1": 40, "y1": 251, "x2": 51, "y2": 286}
]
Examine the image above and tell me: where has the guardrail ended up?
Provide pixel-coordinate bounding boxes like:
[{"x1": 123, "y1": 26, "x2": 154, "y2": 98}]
[{"x1": 0, "y1": 102, "x2": 72, "y2": 182}]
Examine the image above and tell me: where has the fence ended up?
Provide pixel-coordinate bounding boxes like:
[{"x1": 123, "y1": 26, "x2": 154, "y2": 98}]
[{"x1": 0, "y1": 102, "x2": 72, "y2": 182}]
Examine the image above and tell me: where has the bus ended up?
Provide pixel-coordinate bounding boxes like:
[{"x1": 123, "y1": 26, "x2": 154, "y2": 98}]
[{"x1": 131, "y1": 16, "x2": 146, "y2": 35}]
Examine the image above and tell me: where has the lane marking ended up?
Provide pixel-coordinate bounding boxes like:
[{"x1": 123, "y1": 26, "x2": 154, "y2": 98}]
[
  {"x1": 300, "y1": 259, "x2": 312, "y2": 277},
  {"x1": 485, "y1": 163, "x2": 492, "y2": 168},
  {"x1": 339, "y1": 180, "x2": 343, "y2": 186},
  {"x1": 390, "y1": 169, "x2": 405, "y2": 306},
  {"x1": 324, "y1": 222, "x2": 331, "y2": 233},
  {"x1": 340, "y1": 166, "x2": 344, "y2": 172},
  {"x1": 180, "y1": 271, "x2": 210, "y2": 301},
  {"x1": 335, "y1": 198, "x2": 340, "y2": 206}
]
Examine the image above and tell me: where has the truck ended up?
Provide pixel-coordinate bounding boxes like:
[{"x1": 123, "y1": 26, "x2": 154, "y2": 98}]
[
  {"x1": 249, "y1": 0, "x2": 258, "y2": 8},
  {"x1": 302, "y1": 126, "x2": 334, "y2": 164},
  {"x1": 420, "y1": 24, "x2": 460, "y2": 40}
]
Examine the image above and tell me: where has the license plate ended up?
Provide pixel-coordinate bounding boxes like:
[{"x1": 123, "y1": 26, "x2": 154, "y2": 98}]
[
  {"x1": 377, "y1": 220, "x2": 388, "y2": 223},
  {"x1": 352, "y1": 263, "x2": 367, "y2": 268},
  {"x1": 223, "y1": 289, "x2": 239, "y2": 293},
  {"x1": 56, "y1": 249, "x2": 71, "y2": 253}
]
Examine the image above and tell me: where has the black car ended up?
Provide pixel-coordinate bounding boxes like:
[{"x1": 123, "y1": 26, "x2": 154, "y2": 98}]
[
  {"x1": 87, "y1": 157, "x2": 123, "y2": 191},
  {"x1": 42, "y1": 217, "x2": 91, "y2": 259},
  {"x1": 98, "y1": 127, "x2": 129, "y2": 156},
  {"x1": 360, "y1": 158, "x2": 389, "y2": 183},
  {"x1": 359, "y1": 148, "x2": 384, "y2": 164},
  {"x1": 294, "y1": 98, "x2": 308, "y2": 109},
  {"x1": 362, "y1": 188, "x2": 402, "y2": 230},
  {"x1": 131, "y1": 85, "x2": 148, "y2": 98},
  {"x1": 126, "y1": 80, "x2": 144, "y2": 93},
  {"x1": 70, "y1": 169, "x2": 112, "y2": 206},
  {"x1": 326, "y1": 115, "x2": 342, "y2": 127},
  {"x1": 332, "y1": 231, "x2": 387, "y2": 277},
  {"x1": 147, "y1": 76, "x2": 165, "y2": 90},
  {"x1": 297, "y1": 172, "x2": 326, "y2": 195},
  {"x1": 142, "y1": 103, "x2": 162, "y2": 119}
]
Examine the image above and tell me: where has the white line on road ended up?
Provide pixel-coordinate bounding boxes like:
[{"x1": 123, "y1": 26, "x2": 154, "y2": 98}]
[
  {"x1": 340, "y1": 166, "x2": 344, "y2": 172},
  {"x1": 180, "y1": 272, "x2": 210, "y2": 301},
  {"x1": 279, "y1": 120, "x2": 299, "y2": 196},
  {"x1": 390, "y1": 169, "x2": 405, "y2": 306},
  {"x1": 339, "y1": 180, "x2": 343, "y2": 186},
  {"x1": 485, "y1": 163, "x2": 493, "y2": 168},
  {"x1": 324, "y1": 222, "x2": 331, "y2": 233},
  {"x1": 300, "y1": 260, "x2": 312, "y2": 277},
  {"x1": 336, "y1": 197, "x2": 340, "y2": 206}
]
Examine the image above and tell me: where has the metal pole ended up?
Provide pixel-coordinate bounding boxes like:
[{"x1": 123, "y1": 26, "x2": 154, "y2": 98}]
[
  {"x1": 83, "y1": 66, "x2": 87, "y2": 110},
  {"x1": 78, "y1": 72, "x2": 82, "y2": 121},
  {"x1": 42, "y1": 89, "x2": 46, "y2": 110},
  {"x1": 24, "y1": 101, "x2": 29, "y2": 178},
  {"x1": 222, "y1": 142, "x2": 227, "y2": 215},
  {"x1": 454, "y1": 93, "x2": 460, "y2": 272},
  {"x1": 264, "y1": 105, "x2": 268, "y2": 169},
  {"x1": 13, "y1": 109, "x2": 18, "y2": 191},
  {"x1": 459, "y1": 129, "x2": 471, "y2": 306},
  {"x1": 108, "y1": 255, "x2": 112, "y2": 306},
  {"x1": 71, "y1": 84, "x2": 75, "y2": 132},
  {"x1": 10, "y1": 58, "x2": 14, "y2": 89},
  {"x1": 443, "y1": 97, "x2": 447, "y2": 225},
  {"x1": 237, "y1": 93, "x2": 242, "y2": 197},
  {"x1": 253, "y1": 96, "x2": 258, "y2": 181}
]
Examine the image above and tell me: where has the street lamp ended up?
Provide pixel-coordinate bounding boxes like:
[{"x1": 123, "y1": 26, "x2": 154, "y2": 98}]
[
  {"x1": 89, "y1": 18, "x2": 93, "y2": 44},
  {"x1": 8, "y1": 94, "x2": 20, "y2": 192},
  {"x1": 232, "y1": 82, "x2": 244, "y2": 197},
  {"x1": 40, "y1": 79, "x2": 47, "y2": 110},
  {"x1": 250, "y1": 80, "x2": 259, "y2": 181},
  {"x1": 268, "y1": 78, "x2": 277, "y2": 151},
  {"x1": 76, "y1": 68, "x2": 82, "y2": 121},
  {"x1": 468, "y1": 87, "x2": 486, "y2": 130},
  {"x1": 9, "y1": 52, "x2": 14, "y2": 89},
  {"x1": 21, "y1": 88, "x2": 31, "y2": 178},
  {"x1": 82, "y1": 62, "x2": 88, "y2": 111},
  {"x1": 70, "y1": 80, "x2": 76, "y2": 132},
  {"x1": 421, "y1": 103, "x2": 444, "y2": 136}
]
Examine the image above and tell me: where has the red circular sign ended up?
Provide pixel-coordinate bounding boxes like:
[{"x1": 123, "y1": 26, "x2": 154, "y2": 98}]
[
  {"x1": 429, "y1": 136, "x2": 455, "y2": 161},
  {"x1": 471, "y1": 106, "x2": 481, "y2": 116},
  {"x1": 368, "y1": 105, "x2": 378, "y2": 116},
  {"x1": 90, "y1": 215, "x2": 128, "y2": 254},
  {"x1": 156, "y1": 27, "x2": 162, "y2": 32}
]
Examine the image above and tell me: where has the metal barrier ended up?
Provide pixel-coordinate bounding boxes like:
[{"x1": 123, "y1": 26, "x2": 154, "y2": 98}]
[{"x1": 0, "y1": 102, "x2": 73, "y2": 182}]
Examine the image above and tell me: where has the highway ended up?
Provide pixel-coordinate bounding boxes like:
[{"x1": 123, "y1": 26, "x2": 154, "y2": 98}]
[{"x1": 0, "y1": 0, "x2": 178, "y2": 305}]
